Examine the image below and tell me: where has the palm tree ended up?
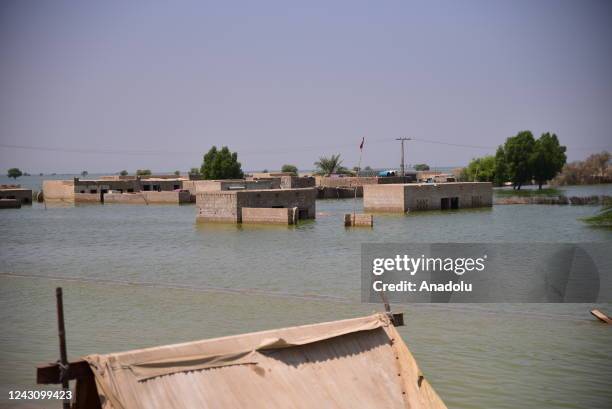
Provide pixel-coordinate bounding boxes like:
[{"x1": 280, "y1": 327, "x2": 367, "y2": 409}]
[{"x1": 314, "y1": 154, "x2": 349, "y2": 176}]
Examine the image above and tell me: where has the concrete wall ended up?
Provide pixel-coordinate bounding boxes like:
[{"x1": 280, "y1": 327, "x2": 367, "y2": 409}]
[
  {"x1": 280, "y1": 176, "x2": 316, "y2": 189},
  {"x1": 242, "y1": 207, "x2": 298, "y2": 225},
  {"x1": 403, "y1": 183, "x2": 492, "y2": 210},
  {"x1": 317, "y1": 186, "x2": 362, "y2": 199},
  {"x1": 75, "y1": 193, "x2": 101, "y2": 203},
  {"x1": 184, "y1": 179, "x2": 275, "y2": 194},
  {"x1": 196, "y1": 191, "x2": 240, "y2": 222},
  {"x1": 196, "y1": 188, "x2": 316, "y2": 223},
  {"x1": 235, "y1": 188, "x2": 316, "y2": 220},
  {"x1": 0, "y1": 188, "x2": 32, "y2": 204},
  {"x1": 316, "y1": 176, "x2": 413, "y2": 188},
  {"x1": 0, "y1": 199, "x2": 21, "y2": 208},
  {"x1": 104, "y1": 191, "x2": 192, "y2": 204},
  {"x1": 74, "y1": 178, "x2": 141, "y2": 193},
  {"x1": 362, "y1": 184, "x2": 406, "y2": 212},
  {"x1": 363, "y1": 182, "x2": 492, "y2": 212},
  {"x1": 140, "y1": 179, "x2": 183, "y2": 192},
  {"x1": 44, "y1": 178, "x2": 187, "y2": 203},
  {"x1": 42, "y1": 180, "x2": 75, "y2": 203}
]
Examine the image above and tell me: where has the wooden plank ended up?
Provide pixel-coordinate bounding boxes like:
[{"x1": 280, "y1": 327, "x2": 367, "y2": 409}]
[
  {"x1": 74, "y1": 371, "x2": 102, "y2": 409},
  {"x1": 37, "y1": 360, "x2": 93, "y2": 384},
  {"x1": 391, "y1": 312, "x2": 404, "y2": 327},
  {"x1": 590, "y1": 309, "x2": 612, "y2": 324}
]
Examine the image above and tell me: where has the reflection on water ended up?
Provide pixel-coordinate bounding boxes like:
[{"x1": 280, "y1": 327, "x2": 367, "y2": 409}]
[{"x1": 1, "y1": 190, "x2": 611, "y2": 408}]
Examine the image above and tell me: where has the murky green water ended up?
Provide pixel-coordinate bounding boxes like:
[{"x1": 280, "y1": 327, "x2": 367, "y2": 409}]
[{"x1": 1, "y1": 188, "x2": 611, "y2": 408}]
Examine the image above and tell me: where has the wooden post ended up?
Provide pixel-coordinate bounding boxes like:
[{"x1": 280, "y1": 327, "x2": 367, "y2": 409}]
[
  {"x1": 56, "y1": 287, "x2": 71, "y2": 409},
  {"x1": 591, "y1": 309, "x2": 611, "y2": 324}
]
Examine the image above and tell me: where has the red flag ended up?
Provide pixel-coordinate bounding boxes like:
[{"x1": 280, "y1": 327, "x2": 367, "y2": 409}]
[{"x1": 359, "y1": 137, "x2": 365, "y2": 150}]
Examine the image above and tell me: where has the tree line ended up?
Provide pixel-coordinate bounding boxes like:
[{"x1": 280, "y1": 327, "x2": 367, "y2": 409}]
[{"x1": 460, "y1": 131, "x2": 567, "y2": 190}]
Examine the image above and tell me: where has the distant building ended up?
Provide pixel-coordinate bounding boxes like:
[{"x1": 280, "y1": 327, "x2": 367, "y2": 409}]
[
  {"x1": 363, "y1": 182, "x2": 493, "y2": 212},
  {"x1": 42, "y1": 177, "x2": 188, "y2": 204},
  {"x1": 0, "y1": 185, "x2": 32, "y2": 205},
  {"x1": 315, "y1": 175, "x2": 416, "y2": 199}
]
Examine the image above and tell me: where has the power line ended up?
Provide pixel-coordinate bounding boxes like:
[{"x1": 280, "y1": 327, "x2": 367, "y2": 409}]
[
  {"x1": 0, "y1": 139, "x2": 395, "y2": 157},
  {"x1": 1, "y1": 139, "x2": 609, "y2": 157}
]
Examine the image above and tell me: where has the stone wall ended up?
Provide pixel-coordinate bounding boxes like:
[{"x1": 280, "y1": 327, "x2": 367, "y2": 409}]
[{"x1": 363, "y1": 182, "x2": 492, "y2": 212}]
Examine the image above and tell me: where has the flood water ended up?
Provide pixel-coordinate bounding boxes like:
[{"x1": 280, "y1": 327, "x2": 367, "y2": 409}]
[{"x1": 1, "y1": 183, "x2": 611, "y2": 408}]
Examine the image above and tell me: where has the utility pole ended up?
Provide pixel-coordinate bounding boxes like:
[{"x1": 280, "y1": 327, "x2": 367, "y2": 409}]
[{"x1": 395, "y1": 137, "x2": 411, "y2": 176}]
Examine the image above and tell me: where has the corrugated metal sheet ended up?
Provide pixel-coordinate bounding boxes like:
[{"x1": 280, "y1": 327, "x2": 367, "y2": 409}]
[{"x1": 80, "y1": 313, "x2": 446, "y2": 409}]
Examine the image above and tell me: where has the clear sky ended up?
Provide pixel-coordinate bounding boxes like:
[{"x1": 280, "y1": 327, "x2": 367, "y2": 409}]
[{"x1": 1, "y1": 0, "x2": 611, "y2": 173}]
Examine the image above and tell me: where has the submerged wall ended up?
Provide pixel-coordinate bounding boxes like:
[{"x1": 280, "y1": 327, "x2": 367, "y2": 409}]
[
  {"x1": 242, "y1": 207, "x2": 298, "y2": 225},
  {"x1": 316, "y1": 176, "x2": 414, "y2": 188},
  {"x1": 196, "y1": 188, "x2": 316, "y2": 223},
  {"x1": 42, "y1": 180, "x2": 75, "y2": 203},
  {"x1": 363, "y1": 182, "x2": 493, "y2": 212},
  {"x1": 104, "y1": 191, "x2": 192, "y2": 204},
  {"x1": 0, "y1": 188, "x2": 32, "y2": 204}
]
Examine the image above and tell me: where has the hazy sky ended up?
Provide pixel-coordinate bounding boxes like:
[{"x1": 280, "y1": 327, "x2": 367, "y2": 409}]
[{"x1": 1, "y1": 0, "x2": 611, "y2": 173}]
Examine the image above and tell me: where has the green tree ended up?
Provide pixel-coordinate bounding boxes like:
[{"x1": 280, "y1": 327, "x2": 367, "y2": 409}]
[
  {"x1": 174, "y1": 170, "x2": 181, "y2": 176},
  {"x1": 464, "y1": 155, "x2": 496, "y2": 182},
  {"x1": 81, "y1": 170, "x2": 88, "y2": 177},
  {"x1": 136, "y1": 169, "x2": 152, "y2": 176},
  {"x1": 119, "y1": 170, "x2": 129, "y2": 176},
  {"x1": 314, "y1": 154, "x2": 349, "y2": 176},
  {"x1": 504, "y1": 131, "x2": 536, "y2": 190},
  {"x1": 189, "y1": 167, "x2": 201, "y2": 175},
  {"x1": 200, "y1": 146, "x2": 244, "y2": 180},
  {"x1": 494, "y1": 146, "x2": 507, "y2": 186},
  {"x1": 7, "y1": 168, "x2": 22, "y2": 179},
  {"x1": 281, "y1": 164, "x2": 298, "y2": 175},
  {"x1": 414, "y1": 163, "x2": 430, "y2": 171},
  {"x1": 530, "y1": 132, "x2": 566, "y2": 190}
]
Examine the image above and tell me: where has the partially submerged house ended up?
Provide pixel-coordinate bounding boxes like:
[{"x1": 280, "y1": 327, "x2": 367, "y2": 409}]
[
  {"x1": 42, "y1": 177, "x2": 190, "y2": 204},
  {"x1": 37, "y1": 312, "x2": 447, "y2": 409},
  {"x1": 0, "y1": 185, "x2": 32, "y2": 205},
  {"x1": 196, "y1": 187, "x2": 317, "y2": 224},
  {"x1": 363, "y1": 182, "x2": 493, "y2": 212}
]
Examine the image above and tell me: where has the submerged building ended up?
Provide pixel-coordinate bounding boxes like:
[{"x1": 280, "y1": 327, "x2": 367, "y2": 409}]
[
  {"x1": 42, "y1": 177, "x2": 190, "y2": 204},
  {"x1": 196, "y1": 187, "x2": 317, "y2": 224},
  {"x1": 0, "y1": 185, "x2": 32, "y2": 205},
  {"x1": 37, "y1": 313, "x2": 447, "y2": 409},
  {"x1": 315, "y1": 175, "x2": 416, "y2": 198},
  {"x1": 363, "y1": 182, "x2": 493, "y2": 212}
]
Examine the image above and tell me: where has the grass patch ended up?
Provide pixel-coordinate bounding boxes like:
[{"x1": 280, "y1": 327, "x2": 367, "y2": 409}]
[
  {"x1": 582, "y1": 205, "x2": 612, "y2": 227},
  {"x1": 494, "y1": 188, "x2": 563, "y2": 197}
]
